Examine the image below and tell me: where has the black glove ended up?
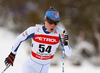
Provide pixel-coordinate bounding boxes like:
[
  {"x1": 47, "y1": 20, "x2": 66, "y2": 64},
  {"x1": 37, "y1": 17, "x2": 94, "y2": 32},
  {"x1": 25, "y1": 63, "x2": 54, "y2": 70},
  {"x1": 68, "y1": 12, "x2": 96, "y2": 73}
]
[
  {"x1": 4, "y1": 52, "x2": 15, "y2": 67},
  {"x1": 62, "y1": 31, "x2": 68, "y2": 45}
]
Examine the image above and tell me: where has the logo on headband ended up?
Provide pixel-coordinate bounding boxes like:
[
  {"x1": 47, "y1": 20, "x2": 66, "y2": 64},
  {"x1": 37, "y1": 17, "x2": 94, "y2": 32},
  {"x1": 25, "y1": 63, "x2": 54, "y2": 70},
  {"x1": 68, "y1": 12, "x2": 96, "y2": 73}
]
[{"x1": 53, "y1": 12, "x2": 59, "y2": 16}]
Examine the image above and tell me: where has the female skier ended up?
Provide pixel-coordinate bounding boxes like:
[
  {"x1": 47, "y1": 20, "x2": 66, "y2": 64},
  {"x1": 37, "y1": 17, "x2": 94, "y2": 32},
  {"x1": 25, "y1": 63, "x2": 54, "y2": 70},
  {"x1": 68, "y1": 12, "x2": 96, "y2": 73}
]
[{"x1": 4, "y1": 6, "x2": 72, "y2": 73}]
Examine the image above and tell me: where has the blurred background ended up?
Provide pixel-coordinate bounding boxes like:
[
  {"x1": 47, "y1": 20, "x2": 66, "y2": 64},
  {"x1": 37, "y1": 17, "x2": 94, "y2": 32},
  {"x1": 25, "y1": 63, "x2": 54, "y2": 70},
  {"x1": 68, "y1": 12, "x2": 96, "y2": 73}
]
[{"x1": 0, "y1": 0, "x2": 100, "y2": 73}]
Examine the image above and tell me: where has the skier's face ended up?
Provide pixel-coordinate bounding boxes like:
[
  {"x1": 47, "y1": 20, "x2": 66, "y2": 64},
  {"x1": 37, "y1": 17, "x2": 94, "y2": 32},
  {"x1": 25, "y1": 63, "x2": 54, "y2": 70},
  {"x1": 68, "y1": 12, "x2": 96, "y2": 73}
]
[{"x1": 44, "y1": 18, "x2": 58, "y2": 32}]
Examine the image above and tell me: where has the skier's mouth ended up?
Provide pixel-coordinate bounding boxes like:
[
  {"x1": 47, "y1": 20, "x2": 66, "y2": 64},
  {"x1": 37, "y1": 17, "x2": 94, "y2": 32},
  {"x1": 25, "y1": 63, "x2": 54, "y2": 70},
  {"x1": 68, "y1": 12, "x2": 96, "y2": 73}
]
[{"x1": 50, "y1": 28, "x2": 53, "y2": 31}]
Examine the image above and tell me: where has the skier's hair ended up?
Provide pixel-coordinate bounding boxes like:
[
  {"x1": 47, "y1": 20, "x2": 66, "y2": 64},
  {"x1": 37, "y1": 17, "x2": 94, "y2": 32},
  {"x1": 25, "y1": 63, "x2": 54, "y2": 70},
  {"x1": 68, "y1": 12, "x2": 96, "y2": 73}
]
[{"x1": 48, "y1": 6, "x2": 58, "y2": 12}]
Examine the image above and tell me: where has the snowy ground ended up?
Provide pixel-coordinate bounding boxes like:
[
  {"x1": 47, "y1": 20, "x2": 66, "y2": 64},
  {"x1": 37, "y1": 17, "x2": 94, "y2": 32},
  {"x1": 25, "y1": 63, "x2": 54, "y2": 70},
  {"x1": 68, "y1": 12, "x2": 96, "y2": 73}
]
[{"x1": 0, "y1": 27, "x2": 100, "y2": 73}]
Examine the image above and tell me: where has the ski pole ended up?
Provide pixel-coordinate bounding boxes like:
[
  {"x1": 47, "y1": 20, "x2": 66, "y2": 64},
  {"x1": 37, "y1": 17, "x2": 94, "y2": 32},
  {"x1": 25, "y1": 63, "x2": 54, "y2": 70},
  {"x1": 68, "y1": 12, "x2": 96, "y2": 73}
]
[
  {"x1": 62, "y1": 45, "x2": 65, "y2": 73},
  {"x1": 59, "y1": 34, "x2": 65, "y2": 73},
  {"x1": 2, "y1": 64, "x2": 10, "y2": 73}
]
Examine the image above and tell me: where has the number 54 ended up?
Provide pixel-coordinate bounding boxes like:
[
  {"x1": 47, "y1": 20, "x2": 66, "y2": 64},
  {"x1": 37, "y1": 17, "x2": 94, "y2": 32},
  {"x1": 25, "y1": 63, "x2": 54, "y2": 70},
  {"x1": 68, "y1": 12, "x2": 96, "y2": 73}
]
[{"x1": 39, "y1": 44, "x2": 52, "y2": 53}]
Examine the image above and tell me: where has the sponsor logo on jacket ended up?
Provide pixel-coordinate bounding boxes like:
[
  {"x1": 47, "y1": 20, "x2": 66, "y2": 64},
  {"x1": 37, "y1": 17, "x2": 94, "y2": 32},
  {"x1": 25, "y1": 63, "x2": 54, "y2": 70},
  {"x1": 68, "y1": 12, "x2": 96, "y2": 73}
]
[{"x1": 33, "y1": 35, "x2": 59, "y2": 45}]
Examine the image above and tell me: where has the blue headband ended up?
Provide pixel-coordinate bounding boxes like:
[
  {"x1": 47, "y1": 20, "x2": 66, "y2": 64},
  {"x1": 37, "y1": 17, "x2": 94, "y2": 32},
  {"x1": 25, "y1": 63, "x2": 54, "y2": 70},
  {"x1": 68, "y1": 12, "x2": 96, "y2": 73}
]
[{"x1": 44, "y1": 10, "x2": 60, "y2": 20}]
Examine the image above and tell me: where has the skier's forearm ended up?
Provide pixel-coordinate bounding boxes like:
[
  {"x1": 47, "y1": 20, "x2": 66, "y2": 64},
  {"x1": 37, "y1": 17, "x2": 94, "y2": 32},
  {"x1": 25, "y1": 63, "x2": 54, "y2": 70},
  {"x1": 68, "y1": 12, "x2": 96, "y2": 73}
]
[{"x1": 64, "y1": 45, "x2": 72, "y2": 57}]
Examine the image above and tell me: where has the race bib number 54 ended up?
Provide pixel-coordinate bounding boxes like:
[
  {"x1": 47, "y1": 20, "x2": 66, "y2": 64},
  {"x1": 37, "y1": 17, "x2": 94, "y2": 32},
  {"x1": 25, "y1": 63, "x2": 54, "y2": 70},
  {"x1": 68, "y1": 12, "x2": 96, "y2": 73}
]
[{"x1": 39, "y1": 44, "x2": 52, "y2": 53}]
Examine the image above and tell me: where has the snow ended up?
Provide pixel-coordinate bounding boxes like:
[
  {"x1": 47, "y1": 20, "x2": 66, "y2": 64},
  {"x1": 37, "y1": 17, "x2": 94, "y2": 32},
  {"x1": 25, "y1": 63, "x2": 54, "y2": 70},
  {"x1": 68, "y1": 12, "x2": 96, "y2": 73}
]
[{"x1": 0, "y1": 27, "x2": 100, "y2": 73}]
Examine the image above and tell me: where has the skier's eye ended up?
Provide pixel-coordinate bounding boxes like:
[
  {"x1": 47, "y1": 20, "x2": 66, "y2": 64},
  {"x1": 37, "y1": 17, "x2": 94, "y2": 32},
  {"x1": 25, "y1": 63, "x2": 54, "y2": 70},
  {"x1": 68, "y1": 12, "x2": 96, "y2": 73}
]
[{"x1": 46, "y1": 16, "x2": 59, "y2": 25}]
